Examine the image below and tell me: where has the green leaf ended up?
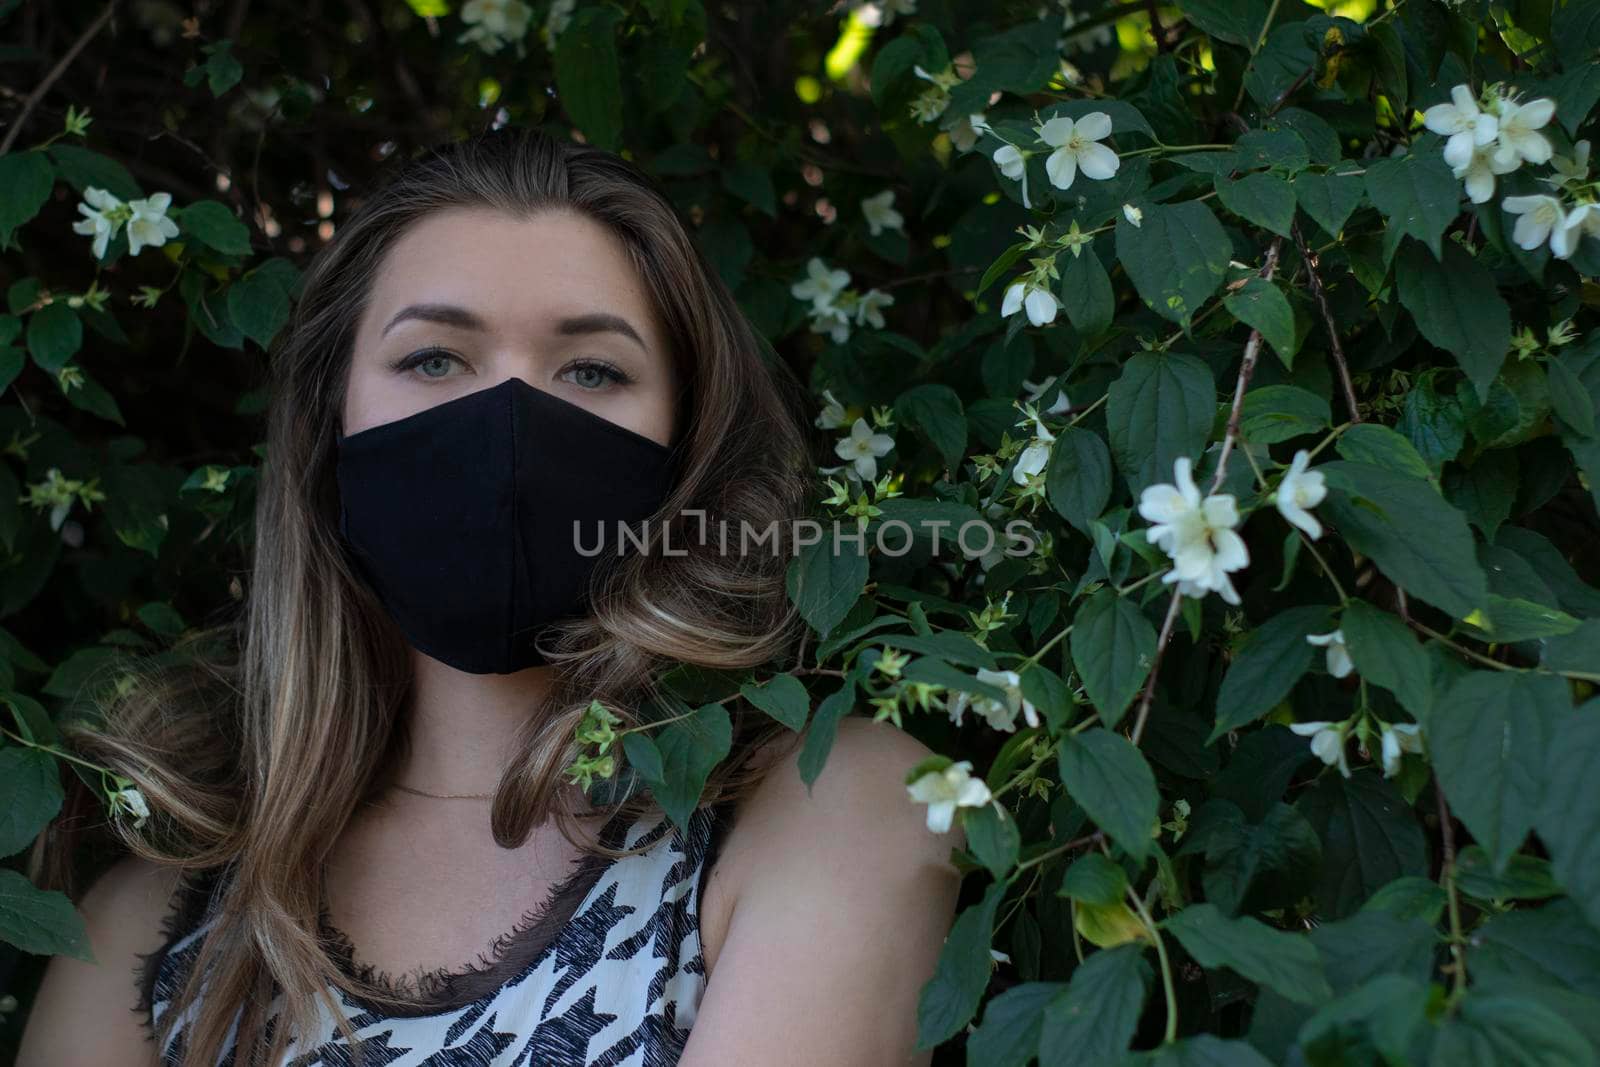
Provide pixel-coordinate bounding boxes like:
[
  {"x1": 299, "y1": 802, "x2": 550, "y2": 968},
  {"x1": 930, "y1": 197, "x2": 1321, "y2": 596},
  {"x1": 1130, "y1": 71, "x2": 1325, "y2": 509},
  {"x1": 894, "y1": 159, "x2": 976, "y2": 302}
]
[
  {"x1": 1308, "y1": 910, "x2": 1438, "y2": 995},
  {"x1": 1336, "y1": 423, "x2": 1435, "y2": 482},
  {"x1": 1536, "y1": 706, "x2": 1600, "y2": 930},
  {"x1": 1363, "y1": 152, "x2": 1461, "y2": 261},
  {"x1": 26, "y1": 302, "x2": 81, "y2": 373},
  {"x1": 0, "y1": 868, "x2": 92, "y2": 961},
  {"x1": 46, "y1": 144, "x2": 141, "y2": 200},
  {"x1": 1292, "y1": 166, "x2": 1366, "y2": 237},
  {"x1": 1037, "y1": 944, "x2": 1152, "y2": 1066},
  {"x1": 787, "y1": 535, "x2": 868, "y2": 639},
  {"x1": 1431, "y1": 994, "x2": 1598, "y2": 1067},
  {"x1": 1473, "y1": 899, "x2": 1600, "y2": 994},
  {"x1": 1224, "y1": 279, "x2": 1299, "y2": 367},
  {"x1": 1069, "y1": 589, "x2": 1157, "y2": 730},
  {"x1": 1455, "y1": 846, "x2": 1562, "y2": 902},
  {"x1": 967, "y1": 981, "x2": 1067, "y2": 1067},
  {"x1": 1182, "y1": 800, "x2": 1321, "y2": 915},
  {"x1": 1177, "y1": 0, "x2": 1272, "y2": 46},
  {"x1": 1319, "y1": 461, "x2": 1488, "y2": 619},
  {"x1": 1240, "y1": 385, "x2": 1330, "y2": 444},
  {"x1": 964, "y1": 801, "x2": 1021, "y2": 879},
  {"x1": 1058, "y1": 245, "x2": 1115, "y2": 339},
  {"x1": 1296, "y1": 770, "x2": 1427, "y2": 917},
  {"x1": 739, "y1": 674, "x2": 809, "y2": 731},
  {"x1": 1431, "y1": 671, "x2": 1569, "y2": 873},
  {"x1": 895, "y1": 384, "x2": 967, "y2": 473},
  {"x1": 1059, "y1": 852, "x2": 1130, "y2": 907},
  {"x1": 0, "y1": 150, "x2": 55, "y2": 247},
  {"x1": 1131, "y1": 1036, "x2": 1276, "y2": 1067},
  {"x1": 1242, "y1": 24, "x2": 1319, "y2": 110},
  {"x1": 1397, "y1": 369, "x2": 1468, "y2": 473},
  {"x1": 1058, "y1": 728, "x2": 1160, "y2": 862},
  {"x1": 1116, "y1": 200, "x2": 1230, "y2": 327},
  {"x1": 1164, "y1": 903, "x2": 1332, "y2": 1005},
  {"x1": 1211, "y1": 605, "x2": 1334, "y2": 740},
  {"x1": 1474, "y1": 595, "x2": 1579, "y2": 642},
  {"x1": 1214, "y1": 172, "x2": 1297, "y2": 239},
  {"x1": 1340, "y1": 602, "x2": 1430, "y2": 717},
  {"x1": 0, "y1": 747, "x2": 63, "y2": 858},
  {"x1": 178, "y1": 200, "x2": 252, "y2": 256},
  {"x1": 553, "y1": 6, "x2": 626, "y2": 151},
  {"x1": 643, "y1": 702, "x2": 732, "y2": 833},
  {"x1": 621, "y1": 730, "x2": 664, "y2": 782},
  {"x1": 1046, "y1": 426, "x2": 1112, "y2": 533},
  {"x1": 797, "y1": 684, "x2": 856, "y2": 791},
  {"x1": 916, "y1": 879, "x2": 1007, "y2": 1049},
  {"x1": 721, "y1": 161, "x2": 777, "y2": 218},
  {"x1": 1396, "y1": 240, "x2": 1512, "y2": 402},
  {"x1": 1548, "y1": 355, "x2": 1596, "y2": 438},
  {"x1": 1106, "y1": 350, "x2": 1215, "y2": 492},
  {"x1": 226, "y1": 257, "x2": 299, "y2": 351},
  {"x1": 62, "y1": 370, "x2": 125, "y2": 427}
]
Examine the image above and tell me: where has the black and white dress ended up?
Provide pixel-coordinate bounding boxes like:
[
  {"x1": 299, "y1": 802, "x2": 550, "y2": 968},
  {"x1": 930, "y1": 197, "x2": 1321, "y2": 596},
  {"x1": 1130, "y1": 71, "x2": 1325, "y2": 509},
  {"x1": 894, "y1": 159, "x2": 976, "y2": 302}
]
[{"x1": 135, "y1": 801, "x2": 731, "y2": 1066}]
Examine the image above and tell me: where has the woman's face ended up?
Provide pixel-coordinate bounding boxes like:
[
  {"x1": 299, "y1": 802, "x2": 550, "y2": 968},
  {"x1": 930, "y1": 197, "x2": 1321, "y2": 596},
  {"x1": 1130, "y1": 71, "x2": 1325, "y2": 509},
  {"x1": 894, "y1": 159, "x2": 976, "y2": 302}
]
[{"x1": 343, "y1": 207, "x2": 678, "y2": 446}]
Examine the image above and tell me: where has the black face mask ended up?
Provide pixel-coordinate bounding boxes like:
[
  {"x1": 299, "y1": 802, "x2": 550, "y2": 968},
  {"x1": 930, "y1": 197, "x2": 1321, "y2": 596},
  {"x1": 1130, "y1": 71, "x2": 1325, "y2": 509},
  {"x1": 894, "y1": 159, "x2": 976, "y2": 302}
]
[{"x1": 334, "y1": 376, "x2": 674, "y2": 674}]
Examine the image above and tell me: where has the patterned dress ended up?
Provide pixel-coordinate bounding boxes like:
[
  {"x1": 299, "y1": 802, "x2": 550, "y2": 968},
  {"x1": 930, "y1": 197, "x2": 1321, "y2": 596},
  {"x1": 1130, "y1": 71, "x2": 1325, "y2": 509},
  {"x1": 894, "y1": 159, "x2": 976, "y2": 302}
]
[{"x1": 136, "y1": 801, "x2": 730, "y2": 1066}]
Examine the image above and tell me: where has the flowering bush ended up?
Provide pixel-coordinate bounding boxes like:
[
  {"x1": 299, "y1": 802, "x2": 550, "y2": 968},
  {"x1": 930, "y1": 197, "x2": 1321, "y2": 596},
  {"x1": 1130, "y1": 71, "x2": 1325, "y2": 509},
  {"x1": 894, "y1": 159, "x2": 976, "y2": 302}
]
[{"x1": 4, "y1": 0, "x2": 1600, "y2": 1062}]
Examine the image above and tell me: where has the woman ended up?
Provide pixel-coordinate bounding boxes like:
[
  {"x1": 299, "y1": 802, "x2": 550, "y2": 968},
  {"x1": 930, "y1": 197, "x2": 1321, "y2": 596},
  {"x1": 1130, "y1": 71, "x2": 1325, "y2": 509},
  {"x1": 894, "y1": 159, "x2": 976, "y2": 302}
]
[{"x1": 19, "y1": 126, "x2": 964, "y2": 1066}]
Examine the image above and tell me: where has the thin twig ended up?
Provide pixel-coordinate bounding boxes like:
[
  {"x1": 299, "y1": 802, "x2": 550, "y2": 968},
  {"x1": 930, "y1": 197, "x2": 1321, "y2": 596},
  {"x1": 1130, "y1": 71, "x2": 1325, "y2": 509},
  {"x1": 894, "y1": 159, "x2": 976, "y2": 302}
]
[
  {"x1": 0, "y1": 0, "x2": 122, "y2": 157},
  {"x1": 1292, "y1": 222, "x2": 1362, "y2": 424},
  {"x1": 1436, "y1": 781, "x2": 1468, "y2": 1003},
  {"x1": 1129, "y1": 238, "x2": 1285, "y2": 747}
]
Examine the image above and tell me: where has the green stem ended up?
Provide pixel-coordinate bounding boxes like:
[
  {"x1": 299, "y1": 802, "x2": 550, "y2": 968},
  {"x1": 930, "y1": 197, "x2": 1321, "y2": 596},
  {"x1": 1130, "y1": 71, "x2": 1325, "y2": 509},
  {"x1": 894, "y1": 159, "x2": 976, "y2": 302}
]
[
  {"x1": 0, "y1": 726, "x2": 113, "y2": 776},
  {"x1": 1126, "y1": 871, "x2": 1179, "y2": 1043}
]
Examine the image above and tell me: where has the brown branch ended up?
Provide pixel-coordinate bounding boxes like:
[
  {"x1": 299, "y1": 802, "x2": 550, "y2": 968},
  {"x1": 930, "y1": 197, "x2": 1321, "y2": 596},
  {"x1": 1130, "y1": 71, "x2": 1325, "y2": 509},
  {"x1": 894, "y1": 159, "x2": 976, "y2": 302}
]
[
  {"x1": 1129, "y1": 237, "x2": 1285, "y2": 747},
  {"x1": 0, "y1": 0, "x2": 122, "y2": 156},
  {"x1": 1292, "y1": 221, "x2": 1362, "y2": 424}
]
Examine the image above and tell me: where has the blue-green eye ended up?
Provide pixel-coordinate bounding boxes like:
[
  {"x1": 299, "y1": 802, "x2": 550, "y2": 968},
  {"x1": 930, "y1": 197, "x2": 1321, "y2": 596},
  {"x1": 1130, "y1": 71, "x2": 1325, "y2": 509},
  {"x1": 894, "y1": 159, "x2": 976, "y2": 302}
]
[
  {"x1": 561, "y1": 359, "x2": 631, "y2": 390},
  {"x1": 392, "y1": 348, "x2": 461, "y2": 379}
]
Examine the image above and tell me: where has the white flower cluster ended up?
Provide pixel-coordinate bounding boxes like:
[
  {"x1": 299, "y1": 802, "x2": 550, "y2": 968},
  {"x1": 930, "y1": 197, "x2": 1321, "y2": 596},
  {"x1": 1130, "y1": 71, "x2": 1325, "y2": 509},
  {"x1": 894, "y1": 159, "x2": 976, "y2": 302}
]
[
  {"x1": 72, "y1": 187, "x2": 180, "y2": 260},
  {"x1": 991, "y1": 109, "x2": 1121, "y2": 210},
  {"x1": 1424, "y1": 83, "x2": 1598, "y2": 258},
  {"x1": 1136, "y1": 449, "x2": 1327, "y2": 607},
  {"x1": 790, "y1": 256, "x2": 896, "y2": 343},
  {"x1": 948, "y1": 668, "x2": 1040, "y2": 732},
  {"x1": 1291, "y1": 719, "x2": 1423, "y2": 779},
  {"x1": 815, "y1": 391, "x2": 897, "y2": 481},
  {"x1": 458, "y1": 0, "x2": 534, "y2": 57}
]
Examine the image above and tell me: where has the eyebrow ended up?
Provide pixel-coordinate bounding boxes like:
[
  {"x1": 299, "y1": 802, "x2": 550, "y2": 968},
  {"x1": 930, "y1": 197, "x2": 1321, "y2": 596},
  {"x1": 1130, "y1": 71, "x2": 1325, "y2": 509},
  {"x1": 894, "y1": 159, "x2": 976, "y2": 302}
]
[{"x1": 380, "y1": 303, "x2": 647, "y2": 351}]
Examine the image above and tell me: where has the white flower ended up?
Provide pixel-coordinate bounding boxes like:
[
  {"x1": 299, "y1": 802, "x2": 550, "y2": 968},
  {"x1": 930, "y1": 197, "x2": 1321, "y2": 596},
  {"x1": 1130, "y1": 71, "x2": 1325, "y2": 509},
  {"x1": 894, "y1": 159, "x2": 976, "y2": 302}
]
[
  {"x1": 1306, "y1": 629, "x2": 1354, "y2": 679},
  {"x1": 948, "y1": 112, "x2": 990, "y2": 153},
  {"x1": 815, "y1": 389, "x2": 849, "y2": 430},
  {"x1": 1275, "y1": 449, "x2": 1328, "y2": 540},
  {"x1": 853, "y1": 0, "x2": 917, "y2": 27},
  {"x1": 1490, "y1": 94, "x2": 1556, "y2": 169},
  {"x1": 855, "y1": 288, "x2": 895, "y2": 328},
  {"x1": 111, "y1": 785, "x2": 150, "y2": 829},
  {"x1": 835, "y1": 417, "x2": 895, "y2": 480},
  {"x1": 947, "y1": 669, "x2": 1040, "y2": 732},
  {"x1": 1502, "y1": 194, "x2": 1577, "y2": 258},
  {"x1": 72, "y1": 186, "x2": 125, "y2": 260},
  {"x1": 907, "y1": 759, "x2": 992, "y2": 833},
  {"x1": 1549, "y1": 140, "x2": 1591, "y2": 187},
  {"x1": 1023, "y1": 376, "x2": 1072, "y2": 415},
  {"x1": 1123, "y1": 203, "x2": 1143, "y2": 227},
  {"x1": 1560, "y1": 203, "x2": 1600, "y2": 250},
  {"x1": 1137, "y1": 456, "x2": 1250, "y2": 606},
  {"x1": 1452, "y1": 141, "x2": 1521, "y2": 204},
  {"x1": 1001, "y1": 280, "x2": 1059, "y2": 327},
  {"x1": 125, "y1": 192, "x2": 181, "y2": 255},
  {"x1": 993, "y1": 143, "x2": 1033, "y2": 209},
  {"x1": 913, "y1": 63, "x2": 961, "y2": 92},
  {"x1": 1011, "y1": 408, "x2": 1056, "y2": 486},
  {"x1": 1036, "y1": 111, "x2": 1120, "y2": 192},
  {"x1": 861, "y1": 189, "x2": 905, "y2": 237},
  {"x1": 791, "y1": 257, "x2": 851, "y2": 308},
  {"x1": 1423, "y1": 84, "x2": 1498, "y2": 170},
  {"x1": 1380, "y1": 722, "x2": 1424, "y2": 778},
  {"x1": 808, "y1": 302, "x2": 853, "y2": 343},
  {"x1": 459, "y1": 0, "x2": 533, "y2": 54},
  {"x1": 1289, "y1": 720, "x2": 1351, "y2": 778}
]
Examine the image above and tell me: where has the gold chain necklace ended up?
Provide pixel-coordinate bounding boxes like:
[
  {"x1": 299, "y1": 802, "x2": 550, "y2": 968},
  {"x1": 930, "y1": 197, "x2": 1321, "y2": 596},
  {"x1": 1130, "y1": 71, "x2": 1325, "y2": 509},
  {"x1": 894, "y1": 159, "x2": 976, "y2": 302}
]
[{"x1": 390, "y1": 782, "x2": 495, "y2": 799}]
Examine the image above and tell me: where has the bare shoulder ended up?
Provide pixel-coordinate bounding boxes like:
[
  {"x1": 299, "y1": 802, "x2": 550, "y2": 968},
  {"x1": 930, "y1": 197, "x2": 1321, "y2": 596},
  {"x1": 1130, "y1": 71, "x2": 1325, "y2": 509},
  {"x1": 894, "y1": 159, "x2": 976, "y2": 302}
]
[
  {"x1": 16, "y1": 854, "x2": 183, "y2": 1067},
  {"x1": 683, "y1": 716, "x2": 966, "y2": 1065},
  {"x1": 700, "y1": 716, "x2": 963, "y2": 973}
]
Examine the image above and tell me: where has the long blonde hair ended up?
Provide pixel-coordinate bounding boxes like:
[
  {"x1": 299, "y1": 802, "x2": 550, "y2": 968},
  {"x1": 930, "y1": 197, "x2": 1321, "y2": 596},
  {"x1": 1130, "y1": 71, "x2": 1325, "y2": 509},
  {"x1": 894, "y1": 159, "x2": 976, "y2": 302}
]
[{"x1": 32, "y1": 124, "x2": 814, "y2": 1067}]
